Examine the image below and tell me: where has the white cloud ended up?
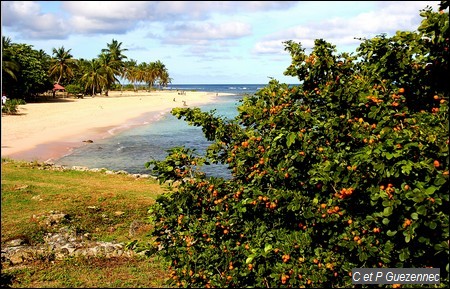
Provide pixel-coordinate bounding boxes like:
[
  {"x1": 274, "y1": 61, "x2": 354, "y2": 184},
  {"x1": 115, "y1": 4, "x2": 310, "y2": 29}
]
[
  {"x1": 62, "y1": 1, "x2": 152, "y2": 20},
  {"x1": 252, "y1": 40, "x2": 289, "y2": 54},
  {"x1": 252, "y1": 1, "x2": 441, "y2": 55},
  {"x1": 1, "y1": 1, "x2": 69, "y2": 39},
  {"x1": 164, "y1": 21, "x2": 252, "y2": 44},
  {"x1": 2, "y1": 1, "x2": 298, "y2": 39}
]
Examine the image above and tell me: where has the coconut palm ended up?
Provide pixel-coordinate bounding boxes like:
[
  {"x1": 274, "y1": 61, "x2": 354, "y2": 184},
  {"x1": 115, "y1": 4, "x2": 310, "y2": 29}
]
[
  {"x1": 123, "y1": 59, "x2": 139, "y2": 91},
  {"x1": 98, "y1": 53, "x2": 120, "y2": 96},
  {"x1": 101, "y1": 39, "x2": 128, "y2": 64},
  {"x1": 153, "y1": 60, "x2": 171, "y2": 89},
  {"x1": 101, "y1": 39, "x2": 128, "y2": 86},
  {"x1": 81, "y1": 59, "x2": 107, "y2": 96},
  {"x1": 135, "y1": 62, "x2": 149, "y2": 89},
  {"x1": 48, "y1": 46, "x2": 78, "y2": 84},
  {"x1": 158, "y1": 69, "x2": 172, "y2": 88},
  {"x1": 2, "y1": 36, "x2": 20, "y2": 81}
]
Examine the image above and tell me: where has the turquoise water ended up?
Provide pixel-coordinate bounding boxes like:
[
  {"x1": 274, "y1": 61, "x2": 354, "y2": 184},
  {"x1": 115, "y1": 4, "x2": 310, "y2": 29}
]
[{"x1": 54, "y1": 85, "x2": 262, "y2": 178}]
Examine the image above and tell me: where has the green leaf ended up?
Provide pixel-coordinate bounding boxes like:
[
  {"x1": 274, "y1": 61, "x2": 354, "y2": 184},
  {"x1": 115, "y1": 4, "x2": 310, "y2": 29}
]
[
  {"x1": 401, "y1": 163, "x2": 412, "y2": 175},
  {"x1": 246, "y1": 255, "x2": 255, "y2": 264},
  {"x1": 399, "y1": 250, "x2": 409, "y2": 261},
  {"x1": 425, "y1": 186, "x2": 437, "y2": 195},
  {"x1": 383, "y1": 206, "x2": 393, "y2": 216},
  {"x1": 386, "y1": 230, "x2": 397, "y2": 237},
  {"x1": 273, "y1": 133, "x2": 284, "y2": 142},
  {"x1": 405, "y1": 234, "x2": 411, "y2": 243},
  {"x1": 411, "y1": 212, "x2": 419, "y2": 220},
  {"x1": 286, "y1": 132, "x2": 296, "y2": 148},
  {"x1": 418, "y1": 236, "x2": 429, "y2": 244},
  {"x1": 359, "y1": 251, "x2": 368, "y2": 262},
  {"x1": 416, "y1": 205, "x2": 427, "y2": 215},
  {"x1": 434, "y1": 175, "x2": 447, "y2": 186},
  {"x1": 264, "y1": 244, "x2": 273, "y2": 253}
]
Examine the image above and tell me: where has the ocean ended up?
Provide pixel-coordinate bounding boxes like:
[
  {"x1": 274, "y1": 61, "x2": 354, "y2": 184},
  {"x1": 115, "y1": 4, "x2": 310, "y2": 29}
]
[{"x1": 53, "y1": 84, "x2": 266, "y2": 179}]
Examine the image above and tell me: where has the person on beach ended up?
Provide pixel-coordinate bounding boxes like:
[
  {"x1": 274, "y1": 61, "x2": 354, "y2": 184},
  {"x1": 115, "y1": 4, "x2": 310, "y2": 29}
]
[{"x1": 2, "y1": 93, "x2": 7, "y2": 116}]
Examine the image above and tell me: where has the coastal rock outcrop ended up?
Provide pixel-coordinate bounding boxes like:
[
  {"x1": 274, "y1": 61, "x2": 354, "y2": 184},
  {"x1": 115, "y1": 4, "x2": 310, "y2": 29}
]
[{"x1": 1, "y1": 211, "x2": 148, "y2": 266}]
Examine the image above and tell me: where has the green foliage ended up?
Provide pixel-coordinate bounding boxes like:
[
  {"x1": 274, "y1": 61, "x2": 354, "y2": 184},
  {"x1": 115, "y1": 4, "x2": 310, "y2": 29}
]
[
  {"x1": 146, "y1": 4, "x2": 449, "y2": 288},
  {"x1": 145, "y1": 146, "x2": 208, "y2": 186},
  {"x1": 2, "y1": 43, "x2": 53, "y2": 101},
  {"x1": 2, "y1": 98, "x2": 26, "y2": 114},
  {"x1": 64, "y1": 83, "x2": 84, "y2": 95}
]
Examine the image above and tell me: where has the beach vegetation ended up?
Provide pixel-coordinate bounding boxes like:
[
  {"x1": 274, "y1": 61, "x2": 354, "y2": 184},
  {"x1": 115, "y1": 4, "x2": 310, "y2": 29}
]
[
  {"x1": 64, "y1": 83, "x2": 85, "y2": 96},
  {"x1": 1, "y1": 37, "x2": 171, "y2": 101},
  {"x1": 1, "y1": 40, "x2": 53, "y2": 102},
  {"x1": 1, "y1": 36, "x2": 20, "y2": 82},
  {"x1": 48, "y1": 46, "x2": 78, "y2": 86},
  {"x1": 145, "y1": 3, "x2": 449, "y2": 288},
  {"x1": 2, "y1": 98, "x2": 26, "y2": 115}
]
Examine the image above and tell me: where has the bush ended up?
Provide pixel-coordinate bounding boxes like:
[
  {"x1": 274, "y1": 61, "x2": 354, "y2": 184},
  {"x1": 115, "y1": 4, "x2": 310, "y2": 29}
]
[
  {"x1": 64, "y1": 83, "x2": 84, "y2": 95},
  {"x1": 146, "y1": 4, "x2": 449, "y2": 288},
  {"x1": 2, "y1": 98, "x2": 26, "y2": 115}
]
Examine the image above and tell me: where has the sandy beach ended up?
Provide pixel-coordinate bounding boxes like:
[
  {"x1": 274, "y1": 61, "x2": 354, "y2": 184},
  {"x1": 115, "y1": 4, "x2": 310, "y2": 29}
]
[{"x1": 1, "y1": 90, "x2": 220, "y2": 162}]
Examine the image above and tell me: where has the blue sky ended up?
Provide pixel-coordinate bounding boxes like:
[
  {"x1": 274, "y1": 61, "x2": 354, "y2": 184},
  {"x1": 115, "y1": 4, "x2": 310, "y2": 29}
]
[{"x1": 1, "y1": 1, "x2": 442, "y2": 84}]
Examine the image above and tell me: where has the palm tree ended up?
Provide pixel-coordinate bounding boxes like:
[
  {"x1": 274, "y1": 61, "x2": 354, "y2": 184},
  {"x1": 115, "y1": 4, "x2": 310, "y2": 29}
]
[
  {"x1": 98, "y1": 53, "x2": 120, "y2": 96},
  {"x1": 48, "y1": 46, "x2": 78, "y2": 85},
  {"x1": 144, "y1": 62, "x2": 158, "y2": 91},
  {"x1": 2, "y1": 36, "x2": 20, "y2": 81},
  {"x1": 158, "y1": 69, "x2": 172, "y2": 88},
  {"x1": 81, "y1": 59, "x2": 107, "y2": 96},
  {"x1": 101, "y1": 39, "x2": 128, "y2": 64},
  {"x1": 123, "y1": 59, "x2": 138, "y2": 91},
  {"x1": 101, "y1": 39, "x2": 128, "y2": 91},
  {"x1": 153, "y1": 60, "x2": 171, "y2": 89},
  {"x1": 135, "y1": 62, "x2": 149, "y2": 89}
]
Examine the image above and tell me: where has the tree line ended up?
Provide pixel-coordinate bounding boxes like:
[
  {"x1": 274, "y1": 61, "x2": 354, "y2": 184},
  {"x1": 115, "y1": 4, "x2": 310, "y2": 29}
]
[{"x1": 2, "y1": 37, "x2": 171, "y2": 102}]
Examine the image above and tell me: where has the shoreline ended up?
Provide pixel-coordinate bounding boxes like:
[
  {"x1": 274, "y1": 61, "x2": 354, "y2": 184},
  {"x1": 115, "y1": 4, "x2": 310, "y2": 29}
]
[{"x1": 1, "y1": 90, "x2": 227, "y2": 163}]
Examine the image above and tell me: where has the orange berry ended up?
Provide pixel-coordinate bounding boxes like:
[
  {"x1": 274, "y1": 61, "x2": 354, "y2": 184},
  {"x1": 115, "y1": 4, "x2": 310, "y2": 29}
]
[
  {"x1": 403, "y1": 219, "x2": 412, "y2": 228},
  {"x1": 433, "y1": 160, "x2": 440, "y2": 167}
]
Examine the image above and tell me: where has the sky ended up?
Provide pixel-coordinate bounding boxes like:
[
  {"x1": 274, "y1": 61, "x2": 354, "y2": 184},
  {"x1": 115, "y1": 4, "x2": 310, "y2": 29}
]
[{"x1": 1, "y1": 1, "x2": 443, "y2": 85}]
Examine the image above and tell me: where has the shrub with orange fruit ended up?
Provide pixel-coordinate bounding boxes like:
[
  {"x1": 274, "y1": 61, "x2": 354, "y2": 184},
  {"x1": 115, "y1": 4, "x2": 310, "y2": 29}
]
[{"x1": 146, "y1": 5, "x2": 449, "y2": 288}]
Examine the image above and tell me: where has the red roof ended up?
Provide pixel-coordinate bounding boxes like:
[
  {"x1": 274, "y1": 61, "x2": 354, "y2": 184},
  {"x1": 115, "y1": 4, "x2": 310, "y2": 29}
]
[{"x1": 53, "y1": 83, "x2": 65, "y2": 90}]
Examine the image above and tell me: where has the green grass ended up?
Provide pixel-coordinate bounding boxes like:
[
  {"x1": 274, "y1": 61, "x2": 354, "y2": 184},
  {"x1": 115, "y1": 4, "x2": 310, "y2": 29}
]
[{"x1": 1, "y1": 158, "x2": 171, "y2": 288}]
